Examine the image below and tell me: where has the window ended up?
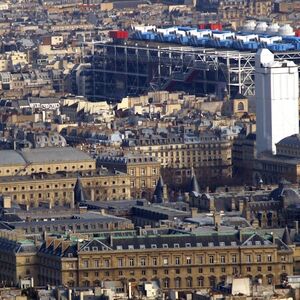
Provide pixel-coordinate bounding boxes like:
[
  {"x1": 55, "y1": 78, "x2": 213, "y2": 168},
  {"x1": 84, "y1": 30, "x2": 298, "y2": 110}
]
[
  {"x1": 209, "y1": 277, "x2": 216, "y2": 288},
  {"x1": 164, "y1": 269, "x2": 168, "y2": 275},
  {"x1": 94, "y1": 260, "x2": 99, "y2": 267},
  {"x1": 267, "y1": 255, "x2": 272, "y2": 262},
  {"x1": 267, "y1": 276, "x2": 273, "y2": 285},
  {"x1": 198, "y1": 256, "x2": 203, "y2": 264},
  {"x1": 163, "y1": 278, "x2": 169, "y2": 288},
  {"x1": 104, "y1": 259, "x2": 110, "y2": 267},
  {"x1": 176, "y1": 269, "x2": 180, "y2": 274},
  {"x1": 153, "y1": 257, "x2": 157, "y2": 266},
  {"x1": 118, "y1": 258, "x2": 123, "y2": 267},
  {"x1": 210, "y1": 267, "x2": 214, "y2": 273},
  {"x1": 267, "y1": 266, "x2": 272, "y2": 272},
  {"x1": 163, "y1": 258, "x2": 168, "y2": 265},
  {"x1": 129, "y1": 258, "x2": 135, "y2": 267},
  {"x1": 175, "y1": 278, "x2": 181, "y2": 288},
  {"x1": 83, "y1": 260, "x2": 89, "y2": 268},
  {"x1": 257, "y1": 266, "x2": 262, "y2": 272},
  {"x1": 246, "y1": 267, "x2": 251, "y2": 272},
  {"x1": 220, "y1": 255, "x2": 226, "y2": 263},
  {"x1": 175, "y1": 257, "x2": 180, "y2": 265},
  {"x1": 186, "y1": 277, "x2": 192, "y2": 288},
  {"x1": 140, "y1": 258, "x2": 146, "y2": 266},
  {"x1": 281, "y1": 256, "x2": 286, "y2": 262},
  {"x1": 232, "y1": 255, "x2": 237, "y2": 263},
  {"x1": 209, "y1": 256, "x2": 214, "y2": 264},
  {"x1": 142, "y1": 270, "x2": 146, "y2": 275},
  {"x1": 257, "y1": 255, "x2": 262, "y2": 263},
  {"x1": 221, "y1": 267, "x2": 226, "y2": 273},
  {"x1": 246, "y1": 255, "x2": 251, "y2": 263},
  {"x1": 186, "y1": 257, "x2": 192, "y2": 264},
  {"x1": 198, "y1": 277, "x2": 204, "y2": 287}
]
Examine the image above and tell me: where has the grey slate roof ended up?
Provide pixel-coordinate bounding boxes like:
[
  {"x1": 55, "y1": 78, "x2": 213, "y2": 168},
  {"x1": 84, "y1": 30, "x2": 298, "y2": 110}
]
[
  {"x1": 0, "y1": 150, "x2": 26, "y2": 166},
  {"x1": 0, "y1": 147, "x2": 93, "y2": 166},
  {"x1": 20, "y1": 147, "x2": 93, "y2": 163},
  {"x1": 277, "y1": 134, "x2": 300, "y2": 146}
]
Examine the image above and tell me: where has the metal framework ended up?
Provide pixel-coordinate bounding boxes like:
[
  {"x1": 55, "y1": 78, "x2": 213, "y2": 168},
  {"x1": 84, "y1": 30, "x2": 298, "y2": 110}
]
[{"x1": 86, "y1": 42, "x2": 300, "y2": 101}]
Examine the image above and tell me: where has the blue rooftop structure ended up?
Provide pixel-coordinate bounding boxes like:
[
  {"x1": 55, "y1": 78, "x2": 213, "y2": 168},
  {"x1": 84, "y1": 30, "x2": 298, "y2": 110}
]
[{"x1": 131, "y1": 26, "x2": 300, "y2": 52}]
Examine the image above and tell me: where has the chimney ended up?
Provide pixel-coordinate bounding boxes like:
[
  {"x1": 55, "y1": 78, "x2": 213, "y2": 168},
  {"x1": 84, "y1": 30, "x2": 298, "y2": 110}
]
[
  {"x1": 213, "y1": 211, "x2": 221, "y2": 231},
  {"x1": 190, "y1": 207, "x2": 198, "y2": 218},
  {"x1": 238, "y1": 229, "x2": 243, "y2": 243},
  {"x1": 79, "y1": 206, "x2": 87, "y2": 214},
  {"x1": 239, "y1": 200, "x2": 244, "y2": 213}
]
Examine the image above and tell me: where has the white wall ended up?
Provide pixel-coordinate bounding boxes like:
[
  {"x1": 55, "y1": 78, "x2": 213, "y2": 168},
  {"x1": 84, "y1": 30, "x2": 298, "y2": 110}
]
[{"x1": 255, "y1": 49, "x2": 299, "y2": 154}]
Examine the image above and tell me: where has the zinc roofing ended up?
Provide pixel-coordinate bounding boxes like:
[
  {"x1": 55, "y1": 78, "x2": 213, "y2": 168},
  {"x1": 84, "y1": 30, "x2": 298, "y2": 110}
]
[
  {"x1": 0, "y1": 150, "x2": 26, "y2": 166},
  {"x1": 20, "y1": 147, "x2": 93, "y2": 164}
]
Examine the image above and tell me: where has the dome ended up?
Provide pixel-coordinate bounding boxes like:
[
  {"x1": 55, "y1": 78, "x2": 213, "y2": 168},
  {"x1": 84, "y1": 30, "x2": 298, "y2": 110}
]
[
  {"x1": 279, "y1": 24, "x2": 295, "y2": 36},
  {"x1": 269, "y1": 180, "x2": 300, "y2": 207},
  {"x1": 255, "y1": 22, "x2": 268, "y2": 33},
  {"x1": 277, "y1": 134, "x2": 300, "y2": 147}
]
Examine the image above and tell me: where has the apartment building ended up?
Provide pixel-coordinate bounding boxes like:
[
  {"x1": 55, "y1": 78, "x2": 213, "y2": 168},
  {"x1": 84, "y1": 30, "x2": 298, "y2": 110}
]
[
  {"x1": 123, "y1": 132, "x2": 232, "y2": 187},
  {"x1": 97, "y1": 154, "x2": 161, "y2": 199},
  {"x1": 37, "y1": 229, "x2": 293, "y2": 289}
]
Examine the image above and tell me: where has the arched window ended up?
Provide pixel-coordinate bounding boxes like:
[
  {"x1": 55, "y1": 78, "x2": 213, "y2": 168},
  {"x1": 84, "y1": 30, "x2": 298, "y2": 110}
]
[
  {"x1": 83, "y1": 280, "x2": 90, "y2": 287},
  {"x1": 175, "y1": 277, "x2": 181, "y2": 288},
  {"x1": 238, "y1": 102, "x2": 244, "y2": 111},
  {"x1": 186, "y1": 276, "x2": 192, "y2": 288},
  {"x1": 197, "y1": 276, "x2": 204, "y2": 287},
  {"x1": 209, "y1": 276, "x2": 216, "y2": 288},
  {"x1": 267, "y1": 274, "x2": 274, "y2": 285},
  {"x1": 163, "y1": 278, "x2": 170, "y2": 288},
  {"x1": 94, "y1": 280, "x2": 101, "y2": 287}
]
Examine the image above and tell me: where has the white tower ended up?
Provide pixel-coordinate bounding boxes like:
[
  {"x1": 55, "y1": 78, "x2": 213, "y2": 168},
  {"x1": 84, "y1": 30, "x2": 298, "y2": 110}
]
[{"x1": 255, "y1": 48, "x2": 299, "y2": 154}]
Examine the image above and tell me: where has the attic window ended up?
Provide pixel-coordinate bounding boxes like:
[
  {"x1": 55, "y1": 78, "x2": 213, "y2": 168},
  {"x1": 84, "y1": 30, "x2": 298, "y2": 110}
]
[
  {"x1": 83, "y1": 247, "x2": 89, "y2": 251},
  {"x1": 219, "y1": 242, "x2": 225, "y2": 247},
  {"x1": 163, "y1": 244, "x2": 168, "y2": 248},
  {"x1": 231, "y1": 241, "x2": 237, "y2": 246},
  {"x1": 255, "y1": 241, "x2": 261, "y2": 246},
  {"x1": 116, "y1": 246, "x2": 123, "y2": 250},
  {"x1": 174, "y1": 243, "x2": 180, "y2": 248},
  {"x1": 140, "y1": 245, "x2": 145, "y2": 249},
  {"x1": 185, "y1": 243, "x2": 191, "y2": 248},
  {"x1": 208, "y1": 242, "x2": 214, "y2": 247},
  {"x1": 196, "y1": 243, "x2": 202, "y2": 247},
  {"x1": 128, "y1": 245, "x2": 134, "y2": 250},
  {"x1": 92, "y1": 247, "x2": 98, "y2": 251},
  {"x1": 247, "y1": 241, "x2": 252, "y2": 246},
  {"x1": 151, "y1": 244, "x2": 157, "y2": 249}
]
